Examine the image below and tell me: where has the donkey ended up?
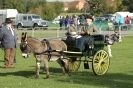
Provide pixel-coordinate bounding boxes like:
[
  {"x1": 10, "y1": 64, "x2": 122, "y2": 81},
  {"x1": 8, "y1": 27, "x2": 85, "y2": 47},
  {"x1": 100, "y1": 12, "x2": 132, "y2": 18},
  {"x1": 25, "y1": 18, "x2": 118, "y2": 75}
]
[
  {"x1": 20, "y1": 32, "x2": 69, "y2": 78},
  {"x1": 105, "y1": 32, "x2": 120, "y2": 57}
]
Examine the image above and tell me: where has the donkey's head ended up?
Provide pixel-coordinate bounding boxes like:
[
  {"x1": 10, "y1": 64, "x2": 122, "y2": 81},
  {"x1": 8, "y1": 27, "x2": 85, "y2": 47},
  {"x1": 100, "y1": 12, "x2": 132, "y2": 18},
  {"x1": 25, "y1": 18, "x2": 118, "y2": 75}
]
[
  {"x1": 20, "y1": 32, "x2": 31, "y2": 58},
  {"x1": 111, "y1": 32, "x2": 120, "y2": 42},
  {"x1": 105, "y1": 32, "x2": 120, "y2": 45}
]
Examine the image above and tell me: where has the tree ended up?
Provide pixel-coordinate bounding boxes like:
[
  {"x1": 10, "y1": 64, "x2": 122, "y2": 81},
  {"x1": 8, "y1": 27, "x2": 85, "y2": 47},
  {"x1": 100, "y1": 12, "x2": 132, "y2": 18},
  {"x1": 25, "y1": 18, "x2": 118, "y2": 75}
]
[
  {"x1": 86, "y1": 0, "x2": 107, "y2": 16},
  {"x1": 42, "y1": 2, "x2": 63, "y2": 20},
  {"x1": 67, "y1": 6, "x2": 80, "y2": 13},
  {"x1": 0, "y1": 0, "x2": 64, "y2": 20},
  {"x1": 105, "y1": 0, "x2": 122, "y2": 13},
  {"x1": 122, "y1": 0, "x2": 133, "y2": 12}
]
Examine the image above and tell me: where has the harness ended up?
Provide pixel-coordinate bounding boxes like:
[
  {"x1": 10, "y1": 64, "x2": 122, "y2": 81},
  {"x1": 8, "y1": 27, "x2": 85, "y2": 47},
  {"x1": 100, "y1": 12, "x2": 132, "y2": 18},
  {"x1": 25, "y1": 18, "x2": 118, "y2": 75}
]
[
  {"x1": 41, "y1": 39, "x2": 52, "y2": 61},
  {"x1": 22, "y1": 38, "x2": 65, "y2": 61}
]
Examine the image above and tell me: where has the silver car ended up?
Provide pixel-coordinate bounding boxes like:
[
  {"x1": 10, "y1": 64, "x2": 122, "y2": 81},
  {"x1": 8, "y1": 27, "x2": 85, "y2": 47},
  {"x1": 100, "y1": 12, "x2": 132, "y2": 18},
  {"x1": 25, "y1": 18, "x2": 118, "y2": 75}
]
[{"x1": 15, "y1": 14, "x2": 48, "y2": 28}]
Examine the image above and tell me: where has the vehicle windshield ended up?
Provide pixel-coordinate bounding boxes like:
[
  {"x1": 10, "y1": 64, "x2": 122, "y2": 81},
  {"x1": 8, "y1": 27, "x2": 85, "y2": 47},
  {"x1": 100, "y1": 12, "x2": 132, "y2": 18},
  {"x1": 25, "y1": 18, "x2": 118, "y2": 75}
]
[{"x1": 32, "y1": 15, "x2": 41, "y2": 19}]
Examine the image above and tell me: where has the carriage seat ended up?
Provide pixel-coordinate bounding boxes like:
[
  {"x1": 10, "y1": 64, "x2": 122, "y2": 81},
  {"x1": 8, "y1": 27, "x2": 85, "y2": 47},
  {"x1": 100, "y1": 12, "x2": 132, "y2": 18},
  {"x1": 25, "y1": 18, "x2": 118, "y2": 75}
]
[
  {"x1": 90, "y1": 34, "x2": 105, "y2": 51},
  {"x1": 75, "y1": 34, "x2": 105, "y2": 52},
  {"x1": 64, "y1": 34, "x2": 105, "y2": 52},
  {"x1": 91, "y1": 34, "x2": 105, "y2": 44}
]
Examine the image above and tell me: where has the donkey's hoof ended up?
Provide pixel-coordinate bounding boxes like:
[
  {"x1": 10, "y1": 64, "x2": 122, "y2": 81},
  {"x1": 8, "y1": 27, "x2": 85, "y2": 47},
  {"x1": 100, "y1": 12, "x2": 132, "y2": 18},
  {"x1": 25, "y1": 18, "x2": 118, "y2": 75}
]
[
  {"x1": 68, "y1": 73, "x2": 71, "y2": 76},
  {"x1": 35, "y1": 75, "x2": 39, "y2": 79},
  {"x1": 62, "y1": 72, "x2": 65, "y2": 75},
  {"x1": 45, "y1": 75, "x2": 49, "y2": 79}
]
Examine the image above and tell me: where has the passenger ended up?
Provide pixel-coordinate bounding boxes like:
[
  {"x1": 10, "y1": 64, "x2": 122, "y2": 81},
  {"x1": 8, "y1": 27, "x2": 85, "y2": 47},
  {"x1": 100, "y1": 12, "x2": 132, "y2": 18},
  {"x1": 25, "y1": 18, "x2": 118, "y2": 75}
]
[{"x1": 65, "y1": 24, "x2": 78, "y2": 41}]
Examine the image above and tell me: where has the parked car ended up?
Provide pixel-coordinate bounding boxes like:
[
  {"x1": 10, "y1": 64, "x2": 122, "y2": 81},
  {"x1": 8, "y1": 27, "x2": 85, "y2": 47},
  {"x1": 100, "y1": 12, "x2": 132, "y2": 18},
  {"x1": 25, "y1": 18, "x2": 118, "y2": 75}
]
[
  {"x1": 100, "y1": 14, "x2": 115, "y2": 21},
  {"x1": 15, "y1": 13, "x2": 48, "y2": 28},
  {"x1": 52, "y1": 18, "x2": 60, "y2": 24}
]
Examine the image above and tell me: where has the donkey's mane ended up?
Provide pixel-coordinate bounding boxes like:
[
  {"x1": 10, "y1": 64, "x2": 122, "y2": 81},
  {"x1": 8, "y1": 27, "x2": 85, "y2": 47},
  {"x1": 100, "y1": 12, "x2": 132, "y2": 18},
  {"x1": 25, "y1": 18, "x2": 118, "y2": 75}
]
[{"x1": 27, "y1": 36, "x2": 41, "y2": 43}]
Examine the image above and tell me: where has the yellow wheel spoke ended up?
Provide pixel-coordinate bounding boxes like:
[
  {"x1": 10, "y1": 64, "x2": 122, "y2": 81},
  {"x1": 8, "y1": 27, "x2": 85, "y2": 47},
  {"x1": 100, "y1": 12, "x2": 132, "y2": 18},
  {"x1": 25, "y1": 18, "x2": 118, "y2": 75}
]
[
  {"x1": 68, "y1": 59, "x2": 81, "y2": 72},
  {"x1": 92, "y1": 50, "x2": 110, "y2": 75}
]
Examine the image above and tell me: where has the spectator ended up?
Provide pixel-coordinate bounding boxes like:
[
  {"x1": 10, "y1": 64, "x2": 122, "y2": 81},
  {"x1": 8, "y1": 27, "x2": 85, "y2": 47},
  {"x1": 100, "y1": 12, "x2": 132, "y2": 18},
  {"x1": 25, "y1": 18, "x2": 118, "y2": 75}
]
[
  {"x1": 64, "y1": 15, "x2": 69, "y2": 29},
  {"x1": 125, "y1": 15, "x2": 131, "y2": 24},
  {"x1": 108, "y1": 20, "x2": 114, "y2": 30},
  {"x1": 59, "y1": 16, "x2": 64, "y2": 30},
  {"x1": 119, "y1": 16, "x2": 125, "y2": 25},
  {"x1": 125, "y1": 15, "x2": 131, "y2": 30},
  {"x1": 79, "y1": 15, "x2": 85, "y2": 30},
  {"x1": 0, "y1": 18, "x2": 17, "y2": 68},
  {"x1": 117, "y1": 16, "x2": 125, "y2": 31}
]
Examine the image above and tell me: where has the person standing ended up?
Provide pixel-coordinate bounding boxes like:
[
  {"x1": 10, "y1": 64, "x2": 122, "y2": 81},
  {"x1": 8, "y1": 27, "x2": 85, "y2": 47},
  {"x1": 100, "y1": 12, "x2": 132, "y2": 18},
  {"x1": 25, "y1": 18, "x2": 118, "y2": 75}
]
[
  {"x1": 125, "y1": 15, "x2": 131, "y2": 30},
  {"x1": 125, "y1": 15, "x2": 131, "y2": 24},
  {"x1": 0, "y1": 18, "x2": 17, "y2": 68}
]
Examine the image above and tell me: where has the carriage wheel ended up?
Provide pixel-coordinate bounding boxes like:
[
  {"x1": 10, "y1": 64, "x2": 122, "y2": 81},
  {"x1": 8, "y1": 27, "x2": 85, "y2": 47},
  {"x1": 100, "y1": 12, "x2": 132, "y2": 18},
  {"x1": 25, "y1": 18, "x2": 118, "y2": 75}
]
[
  {"x1": 92, "y1": 50, "x2": 110, "y2": 75},
  {"x1": 68, "y1": 57, "x2": 81, "y2": 72}
]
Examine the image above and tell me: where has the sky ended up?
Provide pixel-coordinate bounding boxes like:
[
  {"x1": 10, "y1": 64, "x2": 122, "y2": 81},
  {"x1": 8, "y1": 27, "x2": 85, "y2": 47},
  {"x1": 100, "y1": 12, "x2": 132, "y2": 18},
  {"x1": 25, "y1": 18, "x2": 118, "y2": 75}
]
[{"x1": 47, "y1": 0, "x2": 78, "y2": 2}]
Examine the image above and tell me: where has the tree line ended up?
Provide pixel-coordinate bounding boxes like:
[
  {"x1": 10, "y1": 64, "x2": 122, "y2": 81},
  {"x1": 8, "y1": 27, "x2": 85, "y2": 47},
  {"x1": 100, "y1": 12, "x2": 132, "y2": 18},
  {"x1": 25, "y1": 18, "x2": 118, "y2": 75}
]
[
  {"x1": 85, "y1": 0, "x2": 133, "y2": 16},
  {"x1": 0, "y1": 0, "x2": 63, "y2": 20},
  {"x1": 0, "y1": 0, "x2": 132, "y2": 20}
]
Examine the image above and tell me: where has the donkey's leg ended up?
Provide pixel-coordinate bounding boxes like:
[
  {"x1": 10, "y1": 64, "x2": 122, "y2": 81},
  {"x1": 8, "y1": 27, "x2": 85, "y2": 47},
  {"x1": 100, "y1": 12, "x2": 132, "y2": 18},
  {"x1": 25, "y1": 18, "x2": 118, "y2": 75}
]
[
  {"x1": 57, "y1": 58, "x2": 66, "y2": 75},
  {"x1": 35, "y1": 55, "x2": 42, "y2": 79},
  {"x1": 63, "y1": 59, "x2": 71, "y2": 76},
  {"x1": 43, "y1": 57, "x2": 49, "y2": 78},
  {"x1": 57, "y1": 58, "x2": 70, "y2": 76},
  {"x1": 35, "y1": 60, "x2": 41, "y2": 79},
  {"x1": 107, "y1": 45, "x2": 112, "y2": 57}
]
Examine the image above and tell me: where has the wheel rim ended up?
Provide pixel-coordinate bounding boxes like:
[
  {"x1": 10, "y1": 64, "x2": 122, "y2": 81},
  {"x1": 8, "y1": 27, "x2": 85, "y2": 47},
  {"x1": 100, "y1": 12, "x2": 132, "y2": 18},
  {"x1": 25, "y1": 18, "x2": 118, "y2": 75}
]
[
  {"x1": 92, "y1": 50, "x2": 110, "y2": 75},
  {"x1": 68, "y1": 57, "x2": 81, "y2": 72}
]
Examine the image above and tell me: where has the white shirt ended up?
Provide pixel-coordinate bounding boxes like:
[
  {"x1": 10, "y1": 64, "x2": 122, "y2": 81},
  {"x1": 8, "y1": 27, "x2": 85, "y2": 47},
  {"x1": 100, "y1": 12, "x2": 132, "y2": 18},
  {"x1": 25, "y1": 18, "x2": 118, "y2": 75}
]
[{"x1": 7, "y1": 24, "x2": 14, "y2": 36}]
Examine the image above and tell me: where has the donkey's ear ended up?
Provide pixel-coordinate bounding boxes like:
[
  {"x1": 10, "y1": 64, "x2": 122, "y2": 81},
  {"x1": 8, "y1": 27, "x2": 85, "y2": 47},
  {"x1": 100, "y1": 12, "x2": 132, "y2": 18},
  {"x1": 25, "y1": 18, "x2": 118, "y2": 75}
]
[
  {"x1": 24, "y1": 32, "x2": 28, "y2": 40},
  {"x1": 25, "y1": 32, "x2": 27, "y2": 34},
  {"x1": 22, "y1": 32, "x2": 24, "y2": 35},
  {"x1": 25, "y1": 32, "x2": 27, "y2": 37},
  {"x1": 21, "y1": 32, "x2": 25, "y2": 37}
]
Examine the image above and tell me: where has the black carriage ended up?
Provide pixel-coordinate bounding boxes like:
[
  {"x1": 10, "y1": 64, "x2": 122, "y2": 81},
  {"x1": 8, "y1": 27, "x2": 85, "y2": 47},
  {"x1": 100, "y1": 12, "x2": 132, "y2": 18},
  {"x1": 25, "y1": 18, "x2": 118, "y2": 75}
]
[{"x1": 62, "y1": 34, "x2": 110, "y2": 75}]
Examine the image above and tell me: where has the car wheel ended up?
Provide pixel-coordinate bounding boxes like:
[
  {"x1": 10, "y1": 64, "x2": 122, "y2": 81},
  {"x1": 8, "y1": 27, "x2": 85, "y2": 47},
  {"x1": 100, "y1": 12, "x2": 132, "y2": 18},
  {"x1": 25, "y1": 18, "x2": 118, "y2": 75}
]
[{"x1": 17, "y1": 24, "x2": 22, "y2": 29}]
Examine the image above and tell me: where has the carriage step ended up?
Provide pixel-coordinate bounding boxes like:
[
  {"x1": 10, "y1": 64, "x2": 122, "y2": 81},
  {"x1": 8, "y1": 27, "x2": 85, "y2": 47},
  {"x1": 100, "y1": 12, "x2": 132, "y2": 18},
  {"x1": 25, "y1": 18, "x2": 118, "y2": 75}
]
[{"x1": 84, "y1": 61, "x2": 89, "y2": 69}]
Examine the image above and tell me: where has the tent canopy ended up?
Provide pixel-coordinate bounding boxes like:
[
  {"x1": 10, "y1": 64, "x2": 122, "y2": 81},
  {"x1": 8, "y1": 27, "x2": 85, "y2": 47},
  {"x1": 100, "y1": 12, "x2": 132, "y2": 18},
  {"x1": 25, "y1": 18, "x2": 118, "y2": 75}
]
[{"x1": 114, "y1": 12, "x2": 130, "y2": 18}]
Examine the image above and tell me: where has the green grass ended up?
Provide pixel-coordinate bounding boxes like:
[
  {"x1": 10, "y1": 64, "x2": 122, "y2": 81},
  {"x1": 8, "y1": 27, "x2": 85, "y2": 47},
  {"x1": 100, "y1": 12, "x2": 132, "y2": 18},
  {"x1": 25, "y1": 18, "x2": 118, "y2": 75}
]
[{"x1": 0, "y1": 35, "x2": 133, "y2": 88}]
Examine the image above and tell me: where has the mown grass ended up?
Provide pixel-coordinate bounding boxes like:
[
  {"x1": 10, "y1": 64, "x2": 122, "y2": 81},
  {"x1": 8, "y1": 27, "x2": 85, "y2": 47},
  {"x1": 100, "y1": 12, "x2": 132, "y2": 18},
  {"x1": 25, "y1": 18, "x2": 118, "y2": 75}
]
[{"x1": 0, "y1": 35, "x2": 133, "y2": 88}]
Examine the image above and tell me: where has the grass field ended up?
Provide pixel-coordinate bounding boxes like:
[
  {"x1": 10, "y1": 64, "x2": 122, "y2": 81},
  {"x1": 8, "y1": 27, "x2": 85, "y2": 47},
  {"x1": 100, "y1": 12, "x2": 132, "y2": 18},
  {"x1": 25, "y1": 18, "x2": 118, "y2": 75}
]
[{"x1": 0, "y1": 35, "x2": 133, "y2": 88}]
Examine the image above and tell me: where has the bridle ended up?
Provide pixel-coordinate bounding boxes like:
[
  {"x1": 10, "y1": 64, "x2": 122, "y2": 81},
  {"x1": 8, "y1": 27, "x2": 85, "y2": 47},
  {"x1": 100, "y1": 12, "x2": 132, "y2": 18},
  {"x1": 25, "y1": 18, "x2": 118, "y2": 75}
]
[{"x1": 20, "y1": 39, "x2": 33, "y2": 54}]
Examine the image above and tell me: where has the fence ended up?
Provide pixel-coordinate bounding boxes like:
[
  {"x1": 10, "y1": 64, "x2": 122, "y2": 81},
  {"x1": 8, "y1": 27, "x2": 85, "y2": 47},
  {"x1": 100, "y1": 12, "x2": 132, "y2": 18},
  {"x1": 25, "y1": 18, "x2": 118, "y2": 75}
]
[
  {"x1": 16, "y1": 27, "x2": 67, "y2": 43},
  {"x1": 16, "y1": 23, "x2": 133, "y2": 42}
]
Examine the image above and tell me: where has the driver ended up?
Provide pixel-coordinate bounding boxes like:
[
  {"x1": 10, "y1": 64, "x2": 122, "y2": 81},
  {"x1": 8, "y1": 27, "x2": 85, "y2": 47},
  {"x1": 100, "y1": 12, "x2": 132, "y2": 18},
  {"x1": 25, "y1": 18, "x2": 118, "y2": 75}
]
[{"x1": 76, "y1": 16, "x2": 97, "y2": 51}]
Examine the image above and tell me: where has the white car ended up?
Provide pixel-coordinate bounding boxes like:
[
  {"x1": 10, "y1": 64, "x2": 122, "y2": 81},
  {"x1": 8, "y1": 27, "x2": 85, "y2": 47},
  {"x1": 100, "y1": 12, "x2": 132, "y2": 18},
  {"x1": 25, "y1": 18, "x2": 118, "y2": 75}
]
[{"x1": 52, "y1": 18, "x2": 60, "y2": 24}]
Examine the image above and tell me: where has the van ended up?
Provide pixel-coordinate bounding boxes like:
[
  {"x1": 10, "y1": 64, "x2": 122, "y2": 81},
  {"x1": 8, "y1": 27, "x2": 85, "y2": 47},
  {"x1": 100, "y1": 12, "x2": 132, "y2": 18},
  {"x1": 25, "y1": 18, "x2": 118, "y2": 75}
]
[{"x1": 15, "y1": 14, "x2": 48, "y2": 28}]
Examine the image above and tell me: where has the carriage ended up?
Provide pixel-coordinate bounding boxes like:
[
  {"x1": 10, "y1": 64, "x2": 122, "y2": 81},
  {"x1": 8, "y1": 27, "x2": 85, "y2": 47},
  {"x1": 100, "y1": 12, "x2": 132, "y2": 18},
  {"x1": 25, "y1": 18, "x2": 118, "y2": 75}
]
[
  {"x1": 61, "y1": 34, "x2": 110, "y2": 75},
  {"x1": 20, "y1": 32, "x2": 115, "y2": 78}
]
